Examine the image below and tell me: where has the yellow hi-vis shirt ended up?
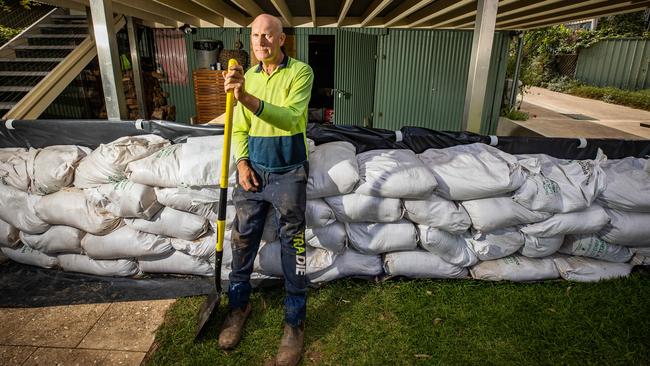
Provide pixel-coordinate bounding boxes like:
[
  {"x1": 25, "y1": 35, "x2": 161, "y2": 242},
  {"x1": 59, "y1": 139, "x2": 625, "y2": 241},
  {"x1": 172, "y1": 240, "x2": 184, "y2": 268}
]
[{"x1": 232, "y1": 55, "x2": 314, "y2": 173}]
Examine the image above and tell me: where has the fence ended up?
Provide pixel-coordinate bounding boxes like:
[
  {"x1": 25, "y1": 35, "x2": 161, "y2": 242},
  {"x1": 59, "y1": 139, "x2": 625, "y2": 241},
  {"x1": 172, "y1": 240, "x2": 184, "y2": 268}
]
[{"x1": 575, "y1": 38, "x2": 650, "y2": 90}]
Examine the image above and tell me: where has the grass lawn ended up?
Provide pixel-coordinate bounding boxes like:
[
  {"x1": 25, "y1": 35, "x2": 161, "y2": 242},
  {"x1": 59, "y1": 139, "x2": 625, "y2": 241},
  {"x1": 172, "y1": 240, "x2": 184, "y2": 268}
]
[{"x1": 147, "y1": 274, "x2": 650, "y2": 365}]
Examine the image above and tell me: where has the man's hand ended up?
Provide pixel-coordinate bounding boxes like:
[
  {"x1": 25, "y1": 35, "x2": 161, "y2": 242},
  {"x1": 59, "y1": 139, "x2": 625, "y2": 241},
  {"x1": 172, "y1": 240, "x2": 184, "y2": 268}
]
[
  {"x1": 237, "y1": 160, "x2": 260, "y2": 192},
  {"x1": 223, "y1": 65, "x2": 261, "y2": 113},
  {"x1": 223, "y1": 64, "x2": 246, "y2": 101}
]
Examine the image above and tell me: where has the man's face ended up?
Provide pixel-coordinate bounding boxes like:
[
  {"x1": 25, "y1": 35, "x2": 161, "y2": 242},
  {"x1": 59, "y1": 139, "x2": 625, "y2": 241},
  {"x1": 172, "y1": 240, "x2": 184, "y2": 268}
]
[{"x1": 251, "y1": 18, "x2": 285, "y2": 63}]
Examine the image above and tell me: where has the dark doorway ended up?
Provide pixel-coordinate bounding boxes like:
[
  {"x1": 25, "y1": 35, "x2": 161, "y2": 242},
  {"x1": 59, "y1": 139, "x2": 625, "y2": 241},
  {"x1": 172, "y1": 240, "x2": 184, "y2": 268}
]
[{"x1": 308, "y1": 35, "x2": 335, "y2": 122}]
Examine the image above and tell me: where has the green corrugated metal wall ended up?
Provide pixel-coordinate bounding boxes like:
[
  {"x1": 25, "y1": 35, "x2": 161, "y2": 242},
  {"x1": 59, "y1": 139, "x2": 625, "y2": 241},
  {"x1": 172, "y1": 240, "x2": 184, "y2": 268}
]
[
  {"x1": 169, "y1": 27, "x2": 509, "y2": 133},
  {"x1": 334, "y1": 30, "x2": 378, "y2": 126},
  {"x1": 373, "y1": 29, "x2": 509, "y2": 133},
  {"x1": 575, "y1": 38, "x2": 650, "y2": 90}
]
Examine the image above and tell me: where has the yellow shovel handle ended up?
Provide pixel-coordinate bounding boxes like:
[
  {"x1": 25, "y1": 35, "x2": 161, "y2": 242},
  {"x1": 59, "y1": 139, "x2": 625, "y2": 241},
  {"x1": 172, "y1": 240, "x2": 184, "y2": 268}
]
[{"x1": 217, "y1": 58, "x2": 239, "y2": 253}]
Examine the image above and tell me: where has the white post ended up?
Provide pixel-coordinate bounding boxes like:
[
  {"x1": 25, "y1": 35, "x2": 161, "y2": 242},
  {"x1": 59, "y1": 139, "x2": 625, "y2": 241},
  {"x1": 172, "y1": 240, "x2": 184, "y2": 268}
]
[
  {"x1": 89, "y1": 0, "x2": 127, "y2": 120},
  {"x1": 462, "y1": 0, "x2": 498, "y2": 133},
  {"x1": 127, "y1": 16, "x2": 146, "y2": 119}
]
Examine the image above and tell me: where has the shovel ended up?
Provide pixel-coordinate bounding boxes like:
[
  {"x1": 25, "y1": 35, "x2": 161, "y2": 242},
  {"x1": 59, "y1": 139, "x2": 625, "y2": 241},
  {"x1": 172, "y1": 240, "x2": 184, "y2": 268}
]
[{"x1": 195, "y1": 58, "x2": 239, "y2": 339}]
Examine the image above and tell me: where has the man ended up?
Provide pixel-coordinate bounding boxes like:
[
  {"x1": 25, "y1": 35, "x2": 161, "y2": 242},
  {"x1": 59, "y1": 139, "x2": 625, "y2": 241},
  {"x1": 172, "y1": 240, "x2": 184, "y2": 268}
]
[{"x1": 220, "y1": 13, "x2": 314, "y2": 366}]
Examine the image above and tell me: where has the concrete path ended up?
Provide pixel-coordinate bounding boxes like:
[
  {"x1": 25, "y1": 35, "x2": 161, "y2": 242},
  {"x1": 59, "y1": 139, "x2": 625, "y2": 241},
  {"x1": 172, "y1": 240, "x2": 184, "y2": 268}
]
[
  {"x1": 520, "y1": 86, "x2": 650, "y2": 139},
  {"x1": 0, "y1": 300, "x2": 174, "y2": 366}
]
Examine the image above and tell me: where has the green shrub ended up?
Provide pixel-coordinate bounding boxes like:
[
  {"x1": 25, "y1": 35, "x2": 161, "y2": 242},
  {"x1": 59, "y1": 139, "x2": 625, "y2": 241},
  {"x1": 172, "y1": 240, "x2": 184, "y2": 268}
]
[
  {"x1": 501, "y1": 108, "x2": 529, "y2": 121},
  {"x1": 568, "y1": 85, "x2": 650, "y2": 111},
  {"x1": 0, "y1": 25, "x2": 21, "y2": 43}
]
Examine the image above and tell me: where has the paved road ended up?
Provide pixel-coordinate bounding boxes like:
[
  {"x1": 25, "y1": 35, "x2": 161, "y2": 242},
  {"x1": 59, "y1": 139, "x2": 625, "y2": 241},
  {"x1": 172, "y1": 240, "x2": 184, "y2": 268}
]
[{"x1": 519, "y1": 86, "x2": 650, "y2": 139}]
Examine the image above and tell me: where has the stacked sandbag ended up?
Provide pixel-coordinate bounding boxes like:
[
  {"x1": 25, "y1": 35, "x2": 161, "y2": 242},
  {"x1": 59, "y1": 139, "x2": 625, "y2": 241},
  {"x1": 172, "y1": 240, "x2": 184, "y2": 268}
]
[
  {"x1": 383, "y1": 250, "x2": 468, "y2": 279},
  {"x1": 74, "y1": 135, "x2": 169, "y2": 188},
  {"x1": 307, "y1": 141, "x2": 359, "y2": 198},
  {"x1": 513, "y1": 152, "x2": 606, "y2": 213},
  {"x1": 597, "y1": 157, "x2": 650, "y2": 212},
  {"x1": 553, "y1": 256, "x2": 633, "y2": 282},
  {"x1": 1, "y1": 137, "x2": 646, "y2": 284},
  {"x1": 0, "y1": 137, "x2": 226, "y2": 277},
  {"x1": 470, "y1": 255, "x2": 560, "y2": 282},
  {"x1": 417, "y1": 143, "x2": 527, "y2": 201}
]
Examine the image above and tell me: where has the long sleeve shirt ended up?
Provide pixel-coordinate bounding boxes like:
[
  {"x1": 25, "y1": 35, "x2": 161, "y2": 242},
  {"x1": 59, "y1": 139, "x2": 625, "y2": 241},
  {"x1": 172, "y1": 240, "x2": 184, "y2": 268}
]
[{"x1": 232, "y1": 55, "x2": 314, "y2": 173}]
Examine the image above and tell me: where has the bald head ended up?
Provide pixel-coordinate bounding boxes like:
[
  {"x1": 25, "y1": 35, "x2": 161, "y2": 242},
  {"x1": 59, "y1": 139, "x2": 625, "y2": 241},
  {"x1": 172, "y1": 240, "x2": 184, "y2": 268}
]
[
  {"x1": 250, "y1": 13, "x2": 286, "y2": 67},
  {"x1": 251, "y1": 14, "x2": 283, "y2": 34}
]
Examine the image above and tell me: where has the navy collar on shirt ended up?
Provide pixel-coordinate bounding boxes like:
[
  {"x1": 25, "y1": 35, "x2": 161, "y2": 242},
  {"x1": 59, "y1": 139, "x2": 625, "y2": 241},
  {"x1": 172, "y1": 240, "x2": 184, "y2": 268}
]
[{"x1": 255, "y1": 53, "x2": 289, "y2": 73}]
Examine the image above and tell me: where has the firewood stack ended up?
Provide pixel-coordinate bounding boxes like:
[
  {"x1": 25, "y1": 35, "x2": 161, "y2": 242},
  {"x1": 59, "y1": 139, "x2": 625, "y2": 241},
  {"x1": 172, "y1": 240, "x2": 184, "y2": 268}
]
[{"x1": 91, "y1": 69, "x2": 175, "y2": 121}]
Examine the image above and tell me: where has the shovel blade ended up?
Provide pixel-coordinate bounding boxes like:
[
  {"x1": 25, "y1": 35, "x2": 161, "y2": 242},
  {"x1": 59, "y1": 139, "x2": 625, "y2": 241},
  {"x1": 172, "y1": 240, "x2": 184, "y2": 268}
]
[{"x1": 195, "y1": 289, "x2": 221, "y2": 339}]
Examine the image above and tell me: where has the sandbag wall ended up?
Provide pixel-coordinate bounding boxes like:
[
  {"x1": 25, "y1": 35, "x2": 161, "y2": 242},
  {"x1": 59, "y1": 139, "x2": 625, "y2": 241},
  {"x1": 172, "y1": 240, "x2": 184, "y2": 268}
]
[
  {"x1": 0, "y1": 121, "x2": 648, "y2": 283},
  {"x1": 297, "y1": 139, "x2": 649, "y2": 283},
  {"x1": 0, "y1": 135, "x2": 228, "y2": 277}
]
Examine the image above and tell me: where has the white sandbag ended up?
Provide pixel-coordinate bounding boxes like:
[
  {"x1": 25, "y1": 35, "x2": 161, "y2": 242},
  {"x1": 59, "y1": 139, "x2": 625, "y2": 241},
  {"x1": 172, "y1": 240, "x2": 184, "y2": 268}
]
[
  {"x1": 597, "y1": 157, "x2": 650, "y2": 212},
  {"x1": 306, "y1": 222, "x2": 346, "y2": 253},
  {"x1": 403, "y1": 193, "x2": 471, "y2": 234},
  {"x1": 0, "y1": 152, "x2": 30, "y2": 191},
  {"x1": 124, "y1": 207, "x2": 209, "y2": 241},
  {"x1": 461, "y1": 195, "x2": 552, "y2": 232},
  {"x1": 470, "y1": 255, "x2": 559, "y2": 282},
  {"x1": 85, "y1": 180, "x2": 162, "y2": 219},
  {"x1": 74, "y1": 134, "x2": 170, "y2": 188},
  {"x1": 325, "y1": 193, "x2": 402, "y2": 223},
  {"x1": 307, "y1": 141, "x2": 359, "y2": 199},
  {"x1": 0, "y1": 147, "x2": 27, "y2": 162},
  {"x1": 35, "y1": 188, "x2": 121, "y2": 235},
  {"x1": 383, "y1": 250, "x2": 468, "y2": 279},
  {"x1": 0, "y1": 219, "x2": 19, "y2": 248},
  {"x1": 513, "y1": 152, "x2": 606, "y2": 213},
  {"x1": 19, "y1": 226, "x2": 84, "y2": 254},
  {"x1": 58, "y1": 253, "x2": 139, "y2": 277},
  {"x1": 138, "y1": 250, "x2": 213, "y2": 276},
  {"x1": 28, "y1": 145, "x2": 89, "y2": 195},
  {"x1": 355, "y1": 149, "x2": 437, "y2": 199},
  {"x1": 305, "y1": 199, "x2": 336, "y2": 228},
  {"x1": 126, "y1": 144, "x2": 181, "y2": 188},
  {"x1": 155, "y1": 186, "x2": 221, "y2": 221},
  {"x1": 308, "y1": 248, "x2": 382, "y2": 283},
  {"x1": 553, "y1": 256, "x2": 632, "y2": 282},
  {"x1": 599, "y1": 209, "x2": 650, "y2": 246},
  {"x1": 346, "y1": 220, "x2": 417, "y2": 255},
  {"x1": 417, "y1": 143, "x2": 526, "y2": 200},
  {"x1": 171, "y1": 232, "x2": 216, "y2": 258},
  {"x1": 560, "y1": 234, "x2": 633, "y2": 263},
  {"x1": 418, "y1": 226, "x2": 477, "y2": 267},
  {"x1": 1, "y1": 245, "x2": 58, "y2": 268},
  {"x1": 0, "y1": 184, "x2": 50, "y2": 234},
  {"x1": 519, "y1": 233, "x2": 564, "y2": 258},
  {"x1": 466, "y1": 227, "x2": 524, "y2": 261},
  {"x1": 179, "y1": 135, "x2": 235, "y2": 187},
  {"x1": 255, "y1": 241, "x2": 336, "y2": 277},
  {"x1": 82, "y1": 226, "x2": 173, "y2": 259},
  {"x1": 520, "y1": 204, "x2": 609, "y2": 238}
]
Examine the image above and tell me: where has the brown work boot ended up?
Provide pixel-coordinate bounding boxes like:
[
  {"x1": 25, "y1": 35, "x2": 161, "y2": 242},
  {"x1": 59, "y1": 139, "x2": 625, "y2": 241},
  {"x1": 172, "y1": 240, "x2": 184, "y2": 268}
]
[
  {"x1": 218, "y1": 303, "x2": 252, "y2": 349},
  {"x1": 275, "y1": 323, "x2": 305, "y2": 366}
]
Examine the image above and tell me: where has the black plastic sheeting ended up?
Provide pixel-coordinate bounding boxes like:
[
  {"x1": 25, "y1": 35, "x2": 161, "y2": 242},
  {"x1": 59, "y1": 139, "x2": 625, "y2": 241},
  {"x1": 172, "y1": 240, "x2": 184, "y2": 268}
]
[
  {"x1": 0, "y1": 119, "x2": 224, "y2": 149},
  {"x1": 0, "y1": 261, "x2": 284, "y2": 308},
  {"x1": 308, "y1": 124, "x2": 650, "y2": 159},
  {"x1": 1, "y1": 119, "x2": 648, "y2": 159},
  {"x1": 0, "y1": 261, "x2": 213, "y2": 307}
]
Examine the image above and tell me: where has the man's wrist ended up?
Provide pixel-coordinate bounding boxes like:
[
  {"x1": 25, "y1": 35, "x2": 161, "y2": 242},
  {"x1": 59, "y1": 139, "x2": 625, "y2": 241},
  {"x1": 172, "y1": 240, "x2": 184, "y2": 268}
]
[
  {"x1": 236, "y1": 158, "x2": 250, "y2": 168},
  {"x1": 240, "y1": 92, "x2": 261, "y2": 114}
]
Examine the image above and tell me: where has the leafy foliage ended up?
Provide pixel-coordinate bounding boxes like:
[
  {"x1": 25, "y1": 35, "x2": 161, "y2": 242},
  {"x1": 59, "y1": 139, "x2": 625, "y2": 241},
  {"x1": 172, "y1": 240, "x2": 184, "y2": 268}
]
[{"x1": 509, "y1": 11, "x2": 650, "y2": 88}]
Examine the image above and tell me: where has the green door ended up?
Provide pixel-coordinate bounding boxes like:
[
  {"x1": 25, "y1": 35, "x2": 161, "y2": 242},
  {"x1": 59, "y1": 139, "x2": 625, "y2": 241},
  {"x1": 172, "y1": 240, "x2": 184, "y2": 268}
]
[{"x1": 334, "y1": 30, "x2": 377, "y2": 126}]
